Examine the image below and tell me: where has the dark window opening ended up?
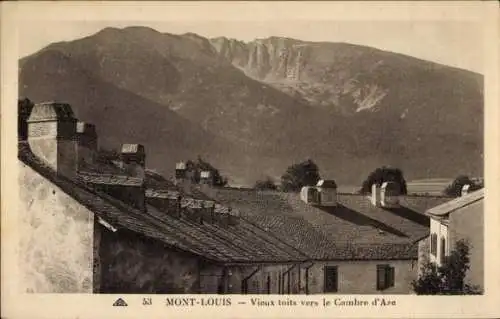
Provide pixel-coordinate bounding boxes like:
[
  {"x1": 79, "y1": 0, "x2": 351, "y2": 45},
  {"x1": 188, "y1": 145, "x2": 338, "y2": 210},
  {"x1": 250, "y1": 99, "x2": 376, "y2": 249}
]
[
  {"x1": 323, "y1": 266, "x2": 338, "y2": 293},
  {"x1": 241, "y1": 280, "x2": 248, "y2": 294},
  {"x1": 440, "y1": 237, "x2": 446, "y2": 264},
  {"x1": 266, "y1": 275, "x2": 271, "y2": 294},
  {"x1": 430, "y1": 233, "x2": 438, "y2": 256},
  {"x1": 376, "y1": 264, "x2": 395, "y2": 291}
]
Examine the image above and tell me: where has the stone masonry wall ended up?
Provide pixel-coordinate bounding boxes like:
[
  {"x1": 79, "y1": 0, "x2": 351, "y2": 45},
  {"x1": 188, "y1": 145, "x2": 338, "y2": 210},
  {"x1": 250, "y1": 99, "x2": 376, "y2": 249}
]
[{"x1": 18, "y1": 161, "x2": 96, "y2": 293}]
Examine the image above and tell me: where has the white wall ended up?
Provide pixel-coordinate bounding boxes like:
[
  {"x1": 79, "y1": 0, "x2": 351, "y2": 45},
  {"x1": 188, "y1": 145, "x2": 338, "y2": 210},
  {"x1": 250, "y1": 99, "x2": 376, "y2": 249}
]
[{"x1": 429, "y1": 218, "x2": 449, "y2": 266}]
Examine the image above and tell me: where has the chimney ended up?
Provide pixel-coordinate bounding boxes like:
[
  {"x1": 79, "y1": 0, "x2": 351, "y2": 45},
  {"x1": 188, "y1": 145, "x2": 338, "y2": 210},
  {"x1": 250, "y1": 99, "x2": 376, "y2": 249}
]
[
  {"x1": 200, "y1": 170, "x2": 213, "y2": 185},
  {"x1": 91, "y1": 143, "x2": 146, "y2": 212},
  {"x1": 371, "y1": 184, "x2": 381, "y2": 206},
  {"x1": 175, "y1": 162, "x2": 187, "y2": 180},
  {"x1": 145, "y1": 191, "x2": 182, "y2": 218},
  {"x1": 201, "y1": 201, "x2": 215, "y2": 223},
  {"x1": 316, "y1": 179, "x2": 337, "y2": 207},
  {"x1": 27, "y1": 102, "x2": 78, "y2": 179},
  {"x1": 461, "y1": 184, "x2": 471, "y2": 197},
  {"x1": 76, "y1": 121, "x2": 98, "y2": 167},
  {"x1": 300, "y1": 186, "x2": 320, "y2": 205},
  {"x1": 380, "y1": 181, "x2": 400, "y2": 208},
  {"x1": 120, "y1": 144, "x2": 145, "y2": 179}
]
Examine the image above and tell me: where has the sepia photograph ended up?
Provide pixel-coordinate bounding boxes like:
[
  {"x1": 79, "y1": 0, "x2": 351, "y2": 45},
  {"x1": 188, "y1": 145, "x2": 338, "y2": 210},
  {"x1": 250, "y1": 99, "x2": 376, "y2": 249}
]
[{"x1": 2, "y1": 1, "x2": 499, "y2": 319}]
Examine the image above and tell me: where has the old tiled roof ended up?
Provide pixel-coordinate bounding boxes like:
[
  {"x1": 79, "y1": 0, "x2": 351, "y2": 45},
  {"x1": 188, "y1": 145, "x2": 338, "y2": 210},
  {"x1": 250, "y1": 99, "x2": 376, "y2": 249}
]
[
  {"x1": 425, "y1": 188, "x2": 484, "y2": 217},
  {"x1": 205, "y1": 188, "x2": 451, "y2": 260},
  {"x1": 19, "y1": 142, "x2": 305, "y2": 264}
]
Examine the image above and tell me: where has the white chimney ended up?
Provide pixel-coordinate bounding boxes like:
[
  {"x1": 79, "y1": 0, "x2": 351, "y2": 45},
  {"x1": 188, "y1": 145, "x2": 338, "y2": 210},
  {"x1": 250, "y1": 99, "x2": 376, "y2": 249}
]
[
  {"x1": 380, "y1": 181, "x2": 400, "y2": 208},
  {"x1": 300, "y1": 186, "x2": 320, "y2": 205},
  {"x1": 461, "y1": 184, "x2": 471, "y2": 197},
  {"x1": 371, "y1": 184, "x2": 381, "y2": 206},
  {"x1": 316, "y1": 179, "x2": 337, "y2": 207}
]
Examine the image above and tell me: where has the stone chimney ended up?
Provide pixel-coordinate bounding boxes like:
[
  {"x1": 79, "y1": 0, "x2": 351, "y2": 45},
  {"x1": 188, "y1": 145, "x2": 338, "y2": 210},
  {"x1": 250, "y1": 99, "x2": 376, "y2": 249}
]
[
  {"x1": 380, "y1": 181, "x2": 400, "y2": 208},
  {"x1": 461, "y1": 184, "x2": 471, "y2": 197},
  {"x1": 175, "y1": 162, "x2": 187, "y2": 180},
  {"x1": 371, "y1": 184, "x2": 381, "y2": 206},
  {"x1": 120, "y1": 144, "x2": 145, "y2": 179},
  {"x1": 316, "y1": 179, "x2": 337, "y2": 207},
  {"x1": 200, "y1": 170, "x2": 214, "y2": 185},
  {"x1": 27, "y1": 102, "x2": 78, "y2": 179},
  {"x1": 88, "y1": 143, "x2": 147, "y2": 212},
  {"x1": 76, "y1": 121, "x2": 98, "y2": 167}
]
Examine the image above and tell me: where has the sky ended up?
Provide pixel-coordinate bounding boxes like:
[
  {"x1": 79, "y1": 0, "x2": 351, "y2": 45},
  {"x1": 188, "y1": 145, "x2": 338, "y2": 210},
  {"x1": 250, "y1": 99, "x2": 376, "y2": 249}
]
[{"x1": 11, "y1": 2, "x2": 487, "y2": 74}]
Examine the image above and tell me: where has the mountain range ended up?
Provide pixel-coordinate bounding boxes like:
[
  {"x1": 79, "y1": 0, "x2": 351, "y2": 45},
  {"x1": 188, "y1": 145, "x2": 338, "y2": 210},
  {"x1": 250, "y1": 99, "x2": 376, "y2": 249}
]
[{"x1": 18, "y1": 26, "x2": 484, "y2": 187}]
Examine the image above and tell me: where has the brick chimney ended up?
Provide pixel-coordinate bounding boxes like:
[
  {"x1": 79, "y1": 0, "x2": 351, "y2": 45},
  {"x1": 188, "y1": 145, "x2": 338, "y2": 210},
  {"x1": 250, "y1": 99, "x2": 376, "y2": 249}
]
[
  {"x1": 76, "y1": 121, "x2": 98, "y2": 167},
  {"x1": 27, "y1": 102, "x2": 78, "y2": 179}
]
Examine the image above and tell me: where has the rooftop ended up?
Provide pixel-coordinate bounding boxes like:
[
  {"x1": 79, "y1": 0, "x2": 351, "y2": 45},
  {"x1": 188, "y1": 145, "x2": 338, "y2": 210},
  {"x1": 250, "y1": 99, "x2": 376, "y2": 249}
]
[
  {"x1": 19, "y1": 141, "x2": 305, "y2": 264},
  {"x1": 425, "y1": 188, "x2": 484, "y2": 218},
  {"x1": 203, "y1": 188, "x2": 450, "y2": 260}
]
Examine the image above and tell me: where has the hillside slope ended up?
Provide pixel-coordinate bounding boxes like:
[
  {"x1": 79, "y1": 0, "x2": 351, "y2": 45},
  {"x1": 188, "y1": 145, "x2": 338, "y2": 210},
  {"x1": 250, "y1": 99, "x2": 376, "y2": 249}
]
[{"x1": 19, "y1": 27, "x2": 484, "y2": 186}]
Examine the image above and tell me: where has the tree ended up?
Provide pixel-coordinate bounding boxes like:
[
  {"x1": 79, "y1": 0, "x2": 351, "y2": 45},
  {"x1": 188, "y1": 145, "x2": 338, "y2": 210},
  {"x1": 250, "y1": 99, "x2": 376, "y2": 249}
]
[
  {"x1": 254, "y1": 176, "x2": 278, "y2": 190},
  {"x1": 412, "y1": 239, "x2": 482, "y2": 295},
  {"x1": 360, "y1": 166, "x2": 407, "y2": 195},
  {"x1": 280, "y1": 159, "x2": 320, "y2": 192},
  {"x1": 444, "y1": 175, "x2": 482, "y2": 197},
  {"x1": 185, "y1": 156, "x2": 228, "y2": 187},
  {"x1": 96, "y1": 148, "x2": 120, "y2": 164}
]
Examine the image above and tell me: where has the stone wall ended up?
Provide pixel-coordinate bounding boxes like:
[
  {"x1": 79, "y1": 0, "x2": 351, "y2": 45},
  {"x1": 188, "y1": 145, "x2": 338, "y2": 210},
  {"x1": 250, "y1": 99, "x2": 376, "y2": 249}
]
[
  {"x1": 98, "y1": 228, "x2": 201, "y2": 293},
  {"x1": 18, "y1": 161, "x2": 96, "y2": 293}
]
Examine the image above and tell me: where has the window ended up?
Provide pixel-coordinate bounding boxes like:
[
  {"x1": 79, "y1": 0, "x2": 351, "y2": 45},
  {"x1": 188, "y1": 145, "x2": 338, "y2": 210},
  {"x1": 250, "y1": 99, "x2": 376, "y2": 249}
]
[
  {"x1": 440, "y1": 237, "x2": 447, "y2": 264},
  {"x1": 323, "y1": 266, "x2": 338, "y2": 293},
  {"x1": 430, "y1": 233, "x2": 438, "y2": 256},
  {"x1": 376, "y1": 264, "x2": 395, "y2": 291},
  {"x1": 266, "y1": 275, "x2": 271, "y2": 294}
]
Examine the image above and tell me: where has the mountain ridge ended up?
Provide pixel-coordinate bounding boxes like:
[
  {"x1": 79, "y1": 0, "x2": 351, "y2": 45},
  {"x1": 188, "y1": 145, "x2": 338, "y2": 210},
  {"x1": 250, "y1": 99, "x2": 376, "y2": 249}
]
[{"x1": 18, "y1": 27, "x2": 484, "y2": 186}]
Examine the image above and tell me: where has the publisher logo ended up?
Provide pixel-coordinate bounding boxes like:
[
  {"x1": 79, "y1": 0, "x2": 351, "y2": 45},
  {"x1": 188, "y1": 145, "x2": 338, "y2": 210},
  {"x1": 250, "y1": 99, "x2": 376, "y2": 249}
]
[{"x1": 113, "y1": 298, "x2": 128, "y2": 307}]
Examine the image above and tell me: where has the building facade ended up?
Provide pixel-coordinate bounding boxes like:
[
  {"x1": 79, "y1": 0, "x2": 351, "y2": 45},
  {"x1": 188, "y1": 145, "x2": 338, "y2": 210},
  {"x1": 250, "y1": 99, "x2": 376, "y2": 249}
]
[{"x1": 423, "y1": 189, "x2": 484, "y2": 291}]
